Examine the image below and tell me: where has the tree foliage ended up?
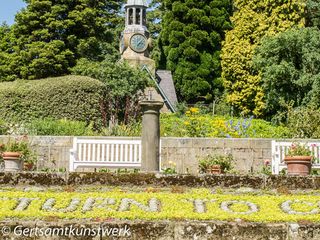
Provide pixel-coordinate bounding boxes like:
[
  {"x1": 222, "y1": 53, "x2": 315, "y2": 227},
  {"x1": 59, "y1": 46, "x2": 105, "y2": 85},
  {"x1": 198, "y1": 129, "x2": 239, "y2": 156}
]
[
  {"x1": 71, "y1": 59, "x2": 150, "y2": 124},
  {"x1": 147, "y1": 0, "x2": 163, "y2": 66},
  {"x1": 148, "y1": 0, "x2": 163, "y2": 38},
  {"x1": 0, "y1": 24, "x2": 17, "y2": 81},
  {"x1": 253, "y1": 27, "x2": 320, "y2": 119},
  {"x1": 306, "y1": 0, "x2": 320, "y2": 28},
  {"x1": 159, "y1": 0, "x2": 232, "y2": 102},
  {"x1": 286, "y1": 105, "x2": 320, "y2": 138},
  {"x1": 0, "y1": 0, "x2": 124, "y2": 81},
  {"x1": 221, "y1": 0, "x2": 305, "y2": 117}
]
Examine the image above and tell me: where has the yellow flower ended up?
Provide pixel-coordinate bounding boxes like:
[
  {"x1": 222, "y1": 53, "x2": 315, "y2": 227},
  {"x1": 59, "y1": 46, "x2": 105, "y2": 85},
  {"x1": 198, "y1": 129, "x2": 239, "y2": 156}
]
[
  {"x1": 184, "y1": 121, "x2": 190, "y2": 125},
  {"x1": 190, "y1": 107, "x2": 199, "y2": 113}
]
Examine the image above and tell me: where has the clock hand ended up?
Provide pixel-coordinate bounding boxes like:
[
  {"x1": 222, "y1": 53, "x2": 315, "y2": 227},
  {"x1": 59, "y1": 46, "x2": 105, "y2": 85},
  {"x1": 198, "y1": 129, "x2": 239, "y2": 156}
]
[{"x1": 137, "y1": 39, "x2": 144, "y2": 46}]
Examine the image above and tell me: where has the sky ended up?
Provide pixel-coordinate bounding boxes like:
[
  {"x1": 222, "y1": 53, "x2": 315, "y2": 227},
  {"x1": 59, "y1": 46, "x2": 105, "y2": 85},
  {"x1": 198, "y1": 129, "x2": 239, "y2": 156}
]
[{"x1": 0, "y1": 0, "x2": 27, "y2": 25}]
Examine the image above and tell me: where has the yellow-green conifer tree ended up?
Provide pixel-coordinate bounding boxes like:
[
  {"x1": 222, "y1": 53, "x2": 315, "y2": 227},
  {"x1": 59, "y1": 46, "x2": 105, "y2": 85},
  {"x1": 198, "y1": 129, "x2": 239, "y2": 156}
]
[{"x1": 221, "y1": 0, "x2": 305, "y2": 117}]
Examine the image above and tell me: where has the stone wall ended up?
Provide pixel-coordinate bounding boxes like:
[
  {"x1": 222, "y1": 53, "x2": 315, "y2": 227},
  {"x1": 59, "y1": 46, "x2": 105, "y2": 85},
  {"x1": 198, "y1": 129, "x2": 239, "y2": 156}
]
[
  {"x1": 0, "y1": 220, "x2": 319, "y2": 240},
  {"x1": 0, "y1": 172, "x2": 319, "y2": 239},
  {"x1": 161, "y1": 138, "x2": 272, "y2": 174},
  {"x1": 0, "y1": 136, "x2": 311, "y2": 174},
  {"x1": 1, "y1": 172, "x2": 320, "y2": 189}
]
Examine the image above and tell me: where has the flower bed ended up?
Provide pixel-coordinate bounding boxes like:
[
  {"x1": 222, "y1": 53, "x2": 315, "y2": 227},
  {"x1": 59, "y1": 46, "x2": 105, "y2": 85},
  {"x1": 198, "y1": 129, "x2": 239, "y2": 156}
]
[{"x1": 1, "y1": 189, "x2": 320, "y2": 223}]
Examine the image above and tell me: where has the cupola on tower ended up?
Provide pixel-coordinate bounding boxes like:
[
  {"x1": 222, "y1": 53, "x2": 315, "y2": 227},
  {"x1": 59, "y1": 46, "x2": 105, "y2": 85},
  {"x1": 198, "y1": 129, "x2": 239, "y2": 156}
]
[{"x1": 120, "y1": 0, "x2": 155, "y2": 74}]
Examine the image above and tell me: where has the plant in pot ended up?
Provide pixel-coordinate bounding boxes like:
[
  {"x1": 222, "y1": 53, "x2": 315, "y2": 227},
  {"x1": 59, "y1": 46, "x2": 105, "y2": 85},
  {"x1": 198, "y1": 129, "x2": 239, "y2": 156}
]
[
  {"x1": 199, "y1": 154, "x2": 233, "y2": 174},
  {"x1": 284, "y1": 143, "x2": 312, "y2": 176},
  {"x1": 1, "y1": 136, "x2": 35, "y2": 172}
]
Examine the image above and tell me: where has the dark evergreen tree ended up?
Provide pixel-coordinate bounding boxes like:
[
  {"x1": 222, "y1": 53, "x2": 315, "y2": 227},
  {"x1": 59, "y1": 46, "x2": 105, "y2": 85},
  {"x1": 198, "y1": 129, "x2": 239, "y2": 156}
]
[
  {"x1": 147, "y1": 0, "x2": 163, "y2": 67},
  {"x1": 0, "y1": 0, "x2": 125, "y2": 81},
  {"x1": 159, "y1": 0, "x2": 232, "y2": 102},
  {"x1": 148, "y1": 0, "x2": 163, "y2": 38},
  {"x1": 0, "y1": 24, "x2": 18, "y2": 81},
  {"x1": 307, "y1": 0, "x2": 320, "y2": 28}
]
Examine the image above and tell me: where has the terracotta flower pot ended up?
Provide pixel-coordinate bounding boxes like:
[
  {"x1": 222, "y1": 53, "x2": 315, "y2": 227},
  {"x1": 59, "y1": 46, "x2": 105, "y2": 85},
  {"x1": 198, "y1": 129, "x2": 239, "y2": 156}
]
[
  {"x1": 208, "y1": 164, "x2": 222, "y2": 174},
  {"x1": 24, "y1": 162, "x2": 34, "y2": 171},
  {"x1": 284, "y1": 156, "x2": 312, "y2": 176},
  {"x1": 2, "y1": 152, "x2": 23, "y2": 172}
]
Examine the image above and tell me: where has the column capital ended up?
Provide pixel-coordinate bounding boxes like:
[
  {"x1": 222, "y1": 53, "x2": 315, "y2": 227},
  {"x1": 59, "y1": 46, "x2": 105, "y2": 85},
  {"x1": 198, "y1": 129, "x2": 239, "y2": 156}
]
[{"x1": 139, "y1": 101, "x2": 164, "y2": 112}]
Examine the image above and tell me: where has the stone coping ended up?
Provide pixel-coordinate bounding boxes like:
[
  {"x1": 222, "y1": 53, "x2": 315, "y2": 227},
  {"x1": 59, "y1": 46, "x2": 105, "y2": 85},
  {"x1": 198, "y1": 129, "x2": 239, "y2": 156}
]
[
  {"x1": 0, "y1": 220, "x2": 318, "y2": 240},
  {"x1": 0, "y1": 172, "x2": 319, "y2": 189}
]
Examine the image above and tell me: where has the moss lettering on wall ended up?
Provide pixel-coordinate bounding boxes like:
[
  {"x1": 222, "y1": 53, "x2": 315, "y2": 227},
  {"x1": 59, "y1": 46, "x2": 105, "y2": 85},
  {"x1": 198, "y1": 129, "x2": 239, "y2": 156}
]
[{"x1": 1, "y1": 190, "x2": 320, "y2": 222}]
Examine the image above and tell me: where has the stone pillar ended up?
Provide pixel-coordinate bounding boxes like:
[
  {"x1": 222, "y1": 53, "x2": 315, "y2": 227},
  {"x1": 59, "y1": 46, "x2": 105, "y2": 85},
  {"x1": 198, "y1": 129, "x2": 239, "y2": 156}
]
[
  {"x1": 133, "y1": 8, "x2": 136, "y2": 25},
  {"x1": 139, "y1": 100, "x2": 164, "y2": 172},
  {"x1": 140, "y1": 8, "x2": 143, "y2": 26},
  {"x1": 126, "y1": 8, "x2": 129, "y2": 26}
]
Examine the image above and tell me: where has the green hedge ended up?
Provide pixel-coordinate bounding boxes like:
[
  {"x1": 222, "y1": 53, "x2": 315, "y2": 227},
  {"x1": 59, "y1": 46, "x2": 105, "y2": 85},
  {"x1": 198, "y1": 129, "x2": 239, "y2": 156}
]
[{"x1": 0, "y1": 75, "x2": 105, "y2": 126}]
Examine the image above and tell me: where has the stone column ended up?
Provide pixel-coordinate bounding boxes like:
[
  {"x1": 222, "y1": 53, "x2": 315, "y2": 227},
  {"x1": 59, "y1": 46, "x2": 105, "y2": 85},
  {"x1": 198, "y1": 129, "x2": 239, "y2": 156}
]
[
  {"x1": 126, "y1": 8, "x2": 129, "y2": 26},
  {"x1": 139, "y1": 100, "x2": 163, "y2": 172},
  {"x1": 140, "y1": 8, "x2": 143, "y2": 26},
  {"x1": 133, "y1": 8, "x2": 136, "y2": 25}
]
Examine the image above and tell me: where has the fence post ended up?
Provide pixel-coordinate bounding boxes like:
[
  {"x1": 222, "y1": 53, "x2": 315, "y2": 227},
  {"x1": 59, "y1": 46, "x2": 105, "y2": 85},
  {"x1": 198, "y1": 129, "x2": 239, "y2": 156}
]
[{"x1": 139, "y1": 100, "x2": 163, "y2": 172}]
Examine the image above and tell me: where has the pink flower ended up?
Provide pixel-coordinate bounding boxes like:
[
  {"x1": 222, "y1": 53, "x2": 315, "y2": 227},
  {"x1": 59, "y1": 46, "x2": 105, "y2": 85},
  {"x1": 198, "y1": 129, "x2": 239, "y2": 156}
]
[{"x1": 264, "y1": 159, "x2": 271, "y2": 166}]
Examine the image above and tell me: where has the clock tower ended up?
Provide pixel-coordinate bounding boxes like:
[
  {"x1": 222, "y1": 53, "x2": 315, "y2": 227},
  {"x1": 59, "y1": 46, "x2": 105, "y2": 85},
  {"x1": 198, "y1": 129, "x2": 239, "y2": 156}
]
[{"x1": 120, "y1": 0, "x2": 155, "y2": 74}]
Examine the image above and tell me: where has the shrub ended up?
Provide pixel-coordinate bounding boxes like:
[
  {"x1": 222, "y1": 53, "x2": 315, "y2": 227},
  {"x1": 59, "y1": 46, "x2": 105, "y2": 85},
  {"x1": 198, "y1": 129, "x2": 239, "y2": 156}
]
[
  {"x1": 286, "y1": 106, "x2": 320, "y2": 138},
  {"x1": 87, "y1": 110, "x2": 289, "y2": 138},
  {"x1": 26, "y1": 118, "x2": 97, "y2": 136},
  {"x1": 0, "y1": 119, "x2": 8, "y2": 135},
  {"x1": 160, "y1": 110, "x2": 289, "y2": 138},
  {"x1": 0, "y1": 75, "x2": 105, "y2": 128}
]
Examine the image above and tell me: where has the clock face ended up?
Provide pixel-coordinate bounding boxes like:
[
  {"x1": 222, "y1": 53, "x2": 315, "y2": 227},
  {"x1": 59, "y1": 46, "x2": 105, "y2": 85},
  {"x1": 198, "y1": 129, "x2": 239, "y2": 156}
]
[{"x1": 130, "y1": 34, "x2": 147, "y2": 53}]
